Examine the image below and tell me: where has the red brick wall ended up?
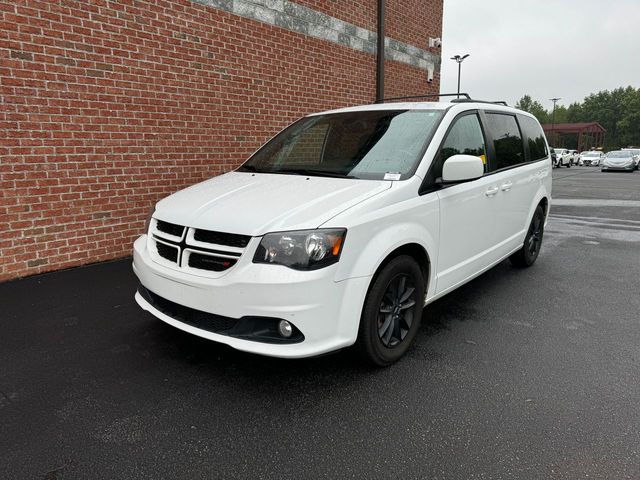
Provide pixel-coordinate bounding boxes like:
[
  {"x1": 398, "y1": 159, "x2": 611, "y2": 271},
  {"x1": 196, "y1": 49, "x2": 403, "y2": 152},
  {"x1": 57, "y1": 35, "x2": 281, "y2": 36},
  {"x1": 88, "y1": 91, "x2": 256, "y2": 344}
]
[
  {"x1": 0, "y1": 0, "x2": 441, "y2": 281},
  {"x1": 293, "y1": 1, "x2": 376, "y2": 31},
  {"x1": 293, "y1": 0, "x2": 443, "y2": 54}
]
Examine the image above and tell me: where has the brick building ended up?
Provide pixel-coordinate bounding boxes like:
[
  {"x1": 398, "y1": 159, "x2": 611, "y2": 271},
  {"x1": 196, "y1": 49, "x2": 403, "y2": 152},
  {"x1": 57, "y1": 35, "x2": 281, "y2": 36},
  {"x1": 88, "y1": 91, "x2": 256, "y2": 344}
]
[{"x1": 1, "y1": 0, "x2": 443, "y2": 281}]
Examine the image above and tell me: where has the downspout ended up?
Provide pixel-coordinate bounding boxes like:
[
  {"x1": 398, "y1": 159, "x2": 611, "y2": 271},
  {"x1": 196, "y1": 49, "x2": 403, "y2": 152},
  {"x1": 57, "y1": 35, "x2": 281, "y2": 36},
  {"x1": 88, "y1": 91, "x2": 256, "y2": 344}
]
[{"x1": 375, "y1": 0, "x2": 385, "y2": 103}]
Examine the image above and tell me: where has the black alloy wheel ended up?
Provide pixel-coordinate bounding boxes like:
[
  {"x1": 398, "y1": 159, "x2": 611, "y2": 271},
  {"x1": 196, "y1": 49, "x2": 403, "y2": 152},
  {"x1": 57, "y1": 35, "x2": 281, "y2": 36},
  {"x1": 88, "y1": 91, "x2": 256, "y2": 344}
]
[
  {"x1": 357, "y1": 255, "x2": 426, "y2": 366},
  {"x1": 377, "y1": 274, "x2": 416, "y2": 348},
  {"x1": 510, "y1": 205, "x2": 545, "y2": 268},
  {"x1": 526, "y1": 210, "x2": 543, "y2": 258}
]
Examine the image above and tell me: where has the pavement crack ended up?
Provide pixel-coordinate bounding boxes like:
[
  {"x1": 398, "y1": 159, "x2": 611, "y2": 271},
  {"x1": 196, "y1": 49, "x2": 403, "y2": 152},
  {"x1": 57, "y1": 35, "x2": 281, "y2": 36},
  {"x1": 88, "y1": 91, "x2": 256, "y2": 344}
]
[{"x1": 0, "y1": 389, "x2": 14, "y2": 405}]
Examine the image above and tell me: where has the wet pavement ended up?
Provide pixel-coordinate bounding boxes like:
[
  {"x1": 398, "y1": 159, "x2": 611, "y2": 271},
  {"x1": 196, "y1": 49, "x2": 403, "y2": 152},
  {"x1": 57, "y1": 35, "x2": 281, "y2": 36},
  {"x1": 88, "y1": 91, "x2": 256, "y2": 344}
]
[{"x1": 1, "y1": 167, "x2": 639, "y2": 479}]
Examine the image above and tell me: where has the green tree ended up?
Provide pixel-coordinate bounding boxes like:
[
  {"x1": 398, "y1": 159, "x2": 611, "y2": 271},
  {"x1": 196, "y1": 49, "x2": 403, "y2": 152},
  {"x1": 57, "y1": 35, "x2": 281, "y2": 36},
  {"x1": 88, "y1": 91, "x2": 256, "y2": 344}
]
[
  {"x1": 515, "y1": 87, "x2": 640, "y2": 149},
  {"x1": 515, "y1": 95, "x2": 549, "y2": 124},
  {"x1": 566, "y1": 102, "x2": 583, "y2": 123}
]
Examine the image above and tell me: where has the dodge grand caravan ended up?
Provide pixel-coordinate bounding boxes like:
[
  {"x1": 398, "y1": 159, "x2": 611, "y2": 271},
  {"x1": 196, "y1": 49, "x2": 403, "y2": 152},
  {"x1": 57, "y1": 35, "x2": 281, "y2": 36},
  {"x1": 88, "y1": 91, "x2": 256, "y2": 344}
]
[{"x1": 133, "y1": 100, "x2": 552, "y2": 366}]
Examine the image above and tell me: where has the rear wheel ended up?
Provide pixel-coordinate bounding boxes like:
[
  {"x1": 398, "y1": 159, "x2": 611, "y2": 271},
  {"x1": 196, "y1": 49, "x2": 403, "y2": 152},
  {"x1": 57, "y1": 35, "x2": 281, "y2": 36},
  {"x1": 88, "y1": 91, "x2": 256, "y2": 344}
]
[
  {"x1": 510, "y1": 205, "x2": 544, "y2": 268},
  {"x1": 356, "y1": 255, "x2": 426, "y2": 366}
]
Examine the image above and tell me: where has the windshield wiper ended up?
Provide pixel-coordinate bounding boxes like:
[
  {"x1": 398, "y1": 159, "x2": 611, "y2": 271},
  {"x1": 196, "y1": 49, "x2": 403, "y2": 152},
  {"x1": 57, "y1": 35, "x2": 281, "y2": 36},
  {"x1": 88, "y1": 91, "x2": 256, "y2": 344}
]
[
  {"x1": 273, "y1": 168, "x2": 356, "y2": 179},
  {"x1": 237, "y1": 164, "x2": 262, "y2": 173}
]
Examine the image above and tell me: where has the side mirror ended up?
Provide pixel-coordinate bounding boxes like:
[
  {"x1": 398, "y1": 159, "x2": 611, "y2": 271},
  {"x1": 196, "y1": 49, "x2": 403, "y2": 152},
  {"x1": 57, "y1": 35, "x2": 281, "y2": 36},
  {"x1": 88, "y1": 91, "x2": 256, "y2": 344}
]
[{"x1": 441, "y1": 154, "x2": 485, "y2": 183}]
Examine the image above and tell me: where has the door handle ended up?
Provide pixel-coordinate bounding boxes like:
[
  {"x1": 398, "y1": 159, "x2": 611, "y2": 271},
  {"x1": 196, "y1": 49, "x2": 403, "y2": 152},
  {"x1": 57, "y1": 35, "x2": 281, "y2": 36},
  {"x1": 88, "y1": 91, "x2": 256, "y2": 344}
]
[
  {"x1": 501, "y1": 181, "x2": 513, "y2": 192},
  {"x1": 485, "y1": 186, "x2": 499, "y2": 197}
]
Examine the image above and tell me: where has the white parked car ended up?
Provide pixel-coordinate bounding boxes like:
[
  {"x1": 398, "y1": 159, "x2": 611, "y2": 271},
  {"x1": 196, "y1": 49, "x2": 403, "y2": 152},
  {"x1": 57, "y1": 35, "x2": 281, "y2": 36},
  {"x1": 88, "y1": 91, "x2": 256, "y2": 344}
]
[
  {"x1": 579, "y1": 151, "x2": 604, "y2": 166},
  {"x1": 569, "y1": 150, "x2": 579, "y2": 165},
  {"x1": 552, "y1": 148, "x2": 572, "y2": 167},
  {"x1": 133, "y1": 101, "x2": 552, "y2": 365}
]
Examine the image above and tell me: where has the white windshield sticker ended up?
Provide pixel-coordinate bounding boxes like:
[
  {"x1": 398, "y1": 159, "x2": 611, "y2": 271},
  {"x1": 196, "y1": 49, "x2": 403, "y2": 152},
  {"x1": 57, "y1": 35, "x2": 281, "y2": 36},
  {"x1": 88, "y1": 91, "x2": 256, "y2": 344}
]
[{"x1": 384, "y1": 172, "x2": 402, "y2": 181}]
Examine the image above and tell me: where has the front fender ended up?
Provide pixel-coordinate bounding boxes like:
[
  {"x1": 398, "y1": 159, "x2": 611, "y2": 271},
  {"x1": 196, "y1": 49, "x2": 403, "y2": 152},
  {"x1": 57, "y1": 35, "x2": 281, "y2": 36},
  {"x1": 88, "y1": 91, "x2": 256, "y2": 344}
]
[{"x1": 331, "y1": 192, "x2": 440, "y2": 298}]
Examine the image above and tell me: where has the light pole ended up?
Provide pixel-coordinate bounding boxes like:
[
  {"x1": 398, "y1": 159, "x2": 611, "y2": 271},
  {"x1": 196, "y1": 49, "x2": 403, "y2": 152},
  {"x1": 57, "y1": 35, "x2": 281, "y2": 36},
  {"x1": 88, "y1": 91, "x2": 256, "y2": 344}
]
[
  {"x1": 550, "y1": 97, "x2": 561, "y2": 145},
  {"x1": 451, "y1": 54, "x2": 470, "y2": 98}
]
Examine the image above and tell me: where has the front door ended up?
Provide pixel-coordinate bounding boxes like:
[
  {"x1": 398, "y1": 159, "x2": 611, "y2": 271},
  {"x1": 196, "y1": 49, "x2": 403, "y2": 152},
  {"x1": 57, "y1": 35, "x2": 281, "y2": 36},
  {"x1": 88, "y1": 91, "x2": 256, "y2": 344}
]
[{"x1": 434, "y1": 113, "x2": 504, "y2": 294}]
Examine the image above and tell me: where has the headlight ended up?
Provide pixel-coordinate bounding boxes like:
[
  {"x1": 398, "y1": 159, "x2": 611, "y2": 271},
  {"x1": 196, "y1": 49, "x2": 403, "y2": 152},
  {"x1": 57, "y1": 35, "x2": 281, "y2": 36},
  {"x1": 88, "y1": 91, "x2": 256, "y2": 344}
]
[{"x1": 253, "y1": 229, "x2": 346, "y2": 270}]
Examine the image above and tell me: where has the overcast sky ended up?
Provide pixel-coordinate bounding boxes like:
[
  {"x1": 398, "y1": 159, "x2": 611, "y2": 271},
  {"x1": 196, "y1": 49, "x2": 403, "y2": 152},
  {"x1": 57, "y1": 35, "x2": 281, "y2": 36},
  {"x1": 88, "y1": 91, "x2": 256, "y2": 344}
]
[{"x1": 440, "y1": 0, "x2": 640, "y2": 110}]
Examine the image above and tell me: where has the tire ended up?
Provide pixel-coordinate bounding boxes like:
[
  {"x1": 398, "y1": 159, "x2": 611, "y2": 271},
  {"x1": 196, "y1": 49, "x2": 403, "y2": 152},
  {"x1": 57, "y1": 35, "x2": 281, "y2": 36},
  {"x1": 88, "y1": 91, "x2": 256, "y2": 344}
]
[
  {"x1": 510, "y1": 205, "x2": 545, "y2": 268},
  {"x1": 566, "y1": 161, "x2": 571, "y2": 168},
  {"x1": 356, "y1": 255, "x2": 426, "y2": 367}
]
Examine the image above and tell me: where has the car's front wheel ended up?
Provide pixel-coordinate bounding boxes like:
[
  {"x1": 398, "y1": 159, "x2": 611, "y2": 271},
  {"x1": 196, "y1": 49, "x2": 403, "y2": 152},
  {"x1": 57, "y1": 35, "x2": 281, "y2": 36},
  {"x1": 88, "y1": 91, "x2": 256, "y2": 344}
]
[
  {"x1": 356, "y1": 255, "x2": 426, "y2": 366},
  {"x1": 510, "y1": 205, "x2": 544, "y2": 268}
]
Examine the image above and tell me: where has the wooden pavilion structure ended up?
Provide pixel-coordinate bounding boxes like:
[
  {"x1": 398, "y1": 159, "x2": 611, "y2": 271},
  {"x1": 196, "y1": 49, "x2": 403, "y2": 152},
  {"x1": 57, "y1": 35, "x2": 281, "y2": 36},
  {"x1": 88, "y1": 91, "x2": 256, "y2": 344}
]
[{"x1": 541, "y1": 122, "x2": 606, "y2": 151}]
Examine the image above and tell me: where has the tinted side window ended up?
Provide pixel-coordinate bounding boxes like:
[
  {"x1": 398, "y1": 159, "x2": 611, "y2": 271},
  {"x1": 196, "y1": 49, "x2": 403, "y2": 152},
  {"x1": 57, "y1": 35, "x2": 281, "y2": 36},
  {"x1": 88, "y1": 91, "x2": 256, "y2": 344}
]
[
  {"x1": 519, "y1": 115, "x2": 548, "y2": 161},
  {"x1": 436, "y1": 114, "x2": 487, "y2": 177},
  {"x1": 485, "y1": 113, "x2": 525, "y2": 170}
]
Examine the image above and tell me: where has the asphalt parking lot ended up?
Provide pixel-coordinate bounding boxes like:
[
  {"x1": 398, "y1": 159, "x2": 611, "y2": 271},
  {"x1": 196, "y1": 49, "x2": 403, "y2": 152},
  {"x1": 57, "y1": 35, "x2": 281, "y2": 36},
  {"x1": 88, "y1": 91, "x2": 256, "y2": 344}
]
[{"x1": 1, "y1": 167, "x2": 639, "y2": 479}]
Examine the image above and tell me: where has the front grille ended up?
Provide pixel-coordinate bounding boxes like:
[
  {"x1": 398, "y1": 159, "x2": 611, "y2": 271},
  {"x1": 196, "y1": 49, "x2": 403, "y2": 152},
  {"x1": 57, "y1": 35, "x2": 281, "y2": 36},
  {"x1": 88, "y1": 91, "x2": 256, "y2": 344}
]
[
  {"x1": 194, "y1": 229, "x2": 251, "y2": 248},
  {"x1": 188, "y1": 252, "x2": 237, "y2": 272},
  {"x1": 156, "y1": 219, "x2": 184, "y2": 237},
  {"x1": 138, "y1": 285, "x2": 238, "y2": 332},
  {"x1": 150, "y1": 219, "x2": 251, "y2": 275},
  {"x1": 156, "y1": 241, "x2": 178, "y2": 262}
]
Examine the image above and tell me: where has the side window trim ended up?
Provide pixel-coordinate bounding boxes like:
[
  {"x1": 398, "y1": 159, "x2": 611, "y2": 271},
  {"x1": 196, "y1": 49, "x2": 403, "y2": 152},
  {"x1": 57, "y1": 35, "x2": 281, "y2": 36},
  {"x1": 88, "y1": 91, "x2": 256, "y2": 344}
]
[
  {"x1": 477, "y1": 110, "x2": 495, "y2": 172},
  {"x1": 516, "y1": 114, "x2": 532, "y2": 163}
]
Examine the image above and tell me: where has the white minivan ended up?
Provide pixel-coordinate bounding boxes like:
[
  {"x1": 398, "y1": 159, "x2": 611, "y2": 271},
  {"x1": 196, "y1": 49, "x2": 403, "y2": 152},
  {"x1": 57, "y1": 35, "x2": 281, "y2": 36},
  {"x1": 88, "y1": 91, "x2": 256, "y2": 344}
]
[{"x1": 133, "y1": 100, "x2": 552, "y2": 365}]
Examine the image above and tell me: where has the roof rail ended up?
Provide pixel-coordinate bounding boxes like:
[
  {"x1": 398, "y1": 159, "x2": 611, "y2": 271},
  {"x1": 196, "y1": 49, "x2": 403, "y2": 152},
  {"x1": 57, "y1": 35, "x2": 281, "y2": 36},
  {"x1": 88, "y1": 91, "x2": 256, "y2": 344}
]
[
  {"x1": 450, "y1": 98, "x2": 509, "y2": 106},
  {"x1": 381, "y1": 93, "x2": 471, "y2": 102}
]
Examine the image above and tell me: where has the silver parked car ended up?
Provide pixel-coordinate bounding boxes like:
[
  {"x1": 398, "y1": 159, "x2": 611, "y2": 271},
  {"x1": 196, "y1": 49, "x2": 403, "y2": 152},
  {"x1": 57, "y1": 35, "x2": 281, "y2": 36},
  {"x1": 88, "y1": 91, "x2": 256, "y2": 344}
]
[
  {"x1": 601, "y1": 151, "x2": 636, "y2": 172},
  {"x1": 621, "y1": 148, "x2": 640, "y2": 170}
]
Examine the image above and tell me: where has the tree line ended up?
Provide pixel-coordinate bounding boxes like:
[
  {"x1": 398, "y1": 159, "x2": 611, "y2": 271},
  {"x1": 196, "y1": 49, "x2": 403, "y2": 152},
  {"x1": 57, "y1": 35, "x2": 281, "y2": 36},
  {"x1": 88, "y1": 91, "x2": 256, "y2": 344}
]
[{"x1": 514, "y1": 86, "x2": 640, "y2": 149}]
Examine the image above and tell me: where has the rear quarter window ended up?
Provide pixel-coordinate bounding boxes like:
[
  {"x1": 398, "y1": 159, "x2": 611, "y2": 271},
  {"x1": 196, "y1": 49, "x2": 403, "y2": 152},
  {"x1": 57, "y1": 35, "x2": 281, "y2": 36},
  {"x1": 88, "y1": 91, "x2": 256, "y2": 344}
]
[
  {"x1": 519, "y1": 115, "x2": 548, "y2": 161},
  {"x1": 484, "y1": 113, "x2": 525, "y2": 170}
]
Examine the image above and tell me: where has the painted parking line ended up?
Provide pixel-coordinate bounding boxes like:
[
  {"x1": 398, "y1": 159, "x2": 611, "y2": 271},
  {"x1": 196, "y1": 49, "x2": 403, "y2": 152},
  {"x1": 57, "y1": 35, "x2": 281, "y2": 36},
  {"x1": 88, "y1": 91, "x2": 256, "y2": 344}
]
[
  {"x1": 552, "y1": 199, "x2": 640, "y2": 207},
  {"x1": 546, "y1": 212, "x2": 640, "y2": 244}
]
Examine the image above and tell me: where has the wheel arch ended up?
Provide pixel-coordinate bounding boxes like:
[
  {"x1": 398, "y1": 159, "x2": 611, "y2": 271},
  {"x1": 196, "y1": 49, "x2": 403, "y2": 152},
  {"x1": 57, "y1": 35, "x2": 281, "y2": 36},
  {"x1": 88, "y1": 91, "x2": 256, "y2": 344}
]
[
  {"x1": 523, "y1": 186, "x2": 551, "y2": 234},
  {"x1": 370, "y1": 243, "x2": 431, "y2": 289}
]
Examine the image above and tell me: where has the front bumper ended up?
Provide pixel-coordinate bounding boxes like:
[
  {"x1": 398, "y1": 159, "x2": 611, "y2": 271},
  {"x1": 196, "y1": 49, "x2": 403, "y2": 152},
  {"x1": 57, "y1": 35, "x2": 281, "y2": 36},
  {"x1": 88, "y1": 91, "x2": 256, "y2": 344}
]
[
  {"x1": 602, "y1": 163, "x2": 634, "y2": 171},
  {"x1": 132, "y1": 235, "x2": 371, "y2": 358}
]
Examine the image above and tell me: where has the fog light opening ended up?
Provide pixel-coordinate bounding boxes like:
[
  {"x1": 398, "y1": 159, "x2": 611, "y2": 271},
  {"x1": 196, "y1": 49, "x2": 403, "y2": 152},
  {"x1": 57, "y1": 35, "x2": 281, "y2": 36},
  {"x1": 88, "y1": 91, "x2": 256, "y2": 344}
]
[{"x1": 278, "y1": 320, "x2": 293, "y2": 338}]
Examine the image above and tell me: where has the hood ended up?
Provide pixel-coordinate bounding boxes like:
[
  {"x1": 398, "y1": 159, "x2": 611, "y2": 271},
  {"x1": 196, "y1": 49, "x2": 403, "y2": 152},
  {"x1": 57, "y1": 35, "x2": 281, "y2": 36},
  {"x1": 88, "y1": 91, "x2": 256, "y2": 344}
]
[
  {"x1": 605, "y1": 156, "x2": 633, "y2": 162},
  {"x1": 154, "y1": 172, "x2": 391, "y2": 235}
]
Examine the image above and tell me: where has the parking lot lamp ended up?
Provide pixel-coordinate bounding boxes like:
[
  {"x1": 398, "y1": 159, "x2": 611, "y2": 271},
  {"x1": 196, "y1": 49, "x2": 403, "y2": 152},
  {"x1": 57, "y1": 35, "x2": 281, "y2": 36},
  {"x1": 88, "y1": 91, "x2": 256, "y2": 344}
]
[
  {"x1": 451, "y1": 54, "x2": 470, "y2": 98},
  {"x1": 550, "y1": 97, "x2": 561, "y2": 145}
]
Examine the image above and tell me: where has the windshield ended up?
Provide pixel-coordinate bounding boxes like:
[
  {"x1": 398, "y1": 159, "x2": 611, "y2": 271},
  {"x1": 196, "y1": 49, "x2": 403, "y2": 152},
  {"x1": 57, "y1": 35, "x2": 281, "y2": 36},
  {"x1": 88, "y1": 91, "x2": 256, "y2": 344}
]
[
  {"x1": 238, "y1": 110, "x2": 444, "y2": 180},
  {"x1": 607, "y1": 151, "x2": 632, "y2": 158},
  {"x1": 583, "y1": 152, "x2": 599, "y2": 157}
]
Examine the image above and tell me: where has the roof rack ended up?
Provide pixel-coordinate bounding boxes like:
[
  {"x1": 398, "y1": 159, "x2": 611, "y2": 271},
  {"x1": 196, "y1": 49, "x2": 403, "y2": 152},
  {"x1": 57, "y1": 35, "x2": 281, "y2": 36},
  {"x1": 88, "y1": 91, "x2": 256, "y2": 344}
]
[
  {"x1": 450, "y1": 98, "x2": 509, "y2": 106},
  {"x1": 381, "y1": 93, "x2": 508, "y2": 106},
  {"x1": 381, "y1": 93, "x2": 471, "y2": 102}
]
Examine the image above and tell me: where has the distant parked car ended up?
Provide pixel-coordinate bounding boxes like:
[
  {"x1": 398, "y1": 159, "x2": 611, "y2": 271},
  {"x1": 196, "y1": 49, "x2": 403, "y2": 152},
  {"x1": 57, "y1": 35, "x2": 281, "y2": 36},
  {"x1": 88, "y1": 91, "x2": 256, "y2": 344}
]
[
  {"x1": 552, "y1": 148, "x2": 571, "y2": 168},
  {"x1": 569, "y1": 150, "x2": 579, "y2": 165},
  {"x1": 601, "y1": 151, "x2": 636, "y2": 172},
  {"x1": 621, "y1": 148, "x2": 640, "y2": 170},
  {"x1": 579, "y1": 151, "x2": 604, "y2": 166}
]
